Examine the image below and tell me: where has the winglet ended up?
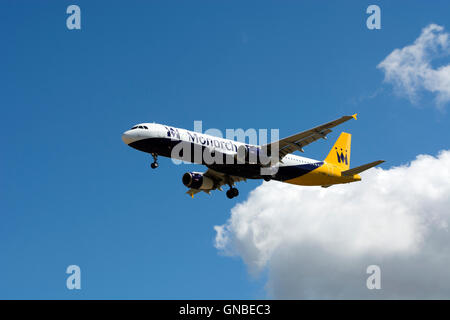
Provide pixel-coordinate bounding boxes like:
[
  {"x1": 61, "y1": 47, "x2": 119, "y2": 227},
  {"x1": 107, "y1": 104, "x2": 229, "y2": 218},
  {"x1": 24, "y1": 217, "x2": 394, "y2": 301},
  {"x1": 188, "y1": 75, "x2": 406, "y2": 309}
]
[
  {"x1": 352, "y1": 113, "x2": 357, "y2": 120},
  {"x1": 191, "y1": 193, "x2": 194, "y2": 198}
]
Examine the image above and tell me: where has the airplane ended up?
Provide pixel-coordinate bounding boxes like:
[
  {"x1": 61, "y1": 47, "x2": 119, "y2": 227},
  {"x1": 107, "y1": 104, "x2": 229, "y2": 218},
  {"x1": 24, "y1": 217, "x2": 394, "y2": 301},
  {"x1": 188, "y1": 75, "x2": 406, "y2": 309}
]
[{"x1": 121, "y1": 114, "x2": 384, "y2": 199}]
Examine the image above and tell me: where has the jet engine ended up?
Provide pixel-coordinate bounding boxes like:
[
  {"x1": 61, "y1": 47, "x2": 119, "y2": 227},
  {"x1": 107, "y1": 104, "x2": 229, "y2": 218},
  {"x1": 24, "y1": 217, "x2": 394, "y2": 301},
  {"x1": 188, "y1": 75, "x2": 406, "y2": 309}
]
[{"x1": 182, "y1": 172, "x2": 214, "y2": 190}]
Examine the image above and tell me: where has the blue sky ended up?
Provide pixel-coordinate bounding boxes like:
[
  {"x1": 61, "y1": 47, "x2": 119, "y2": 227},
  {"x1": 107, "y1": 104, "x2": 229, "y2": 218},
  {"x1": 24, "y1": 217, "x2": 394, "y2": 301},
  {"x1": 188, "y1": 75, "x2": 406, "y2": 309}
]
[{"x1": 1, "y1": 1, "x2": 449, "y2": 299}]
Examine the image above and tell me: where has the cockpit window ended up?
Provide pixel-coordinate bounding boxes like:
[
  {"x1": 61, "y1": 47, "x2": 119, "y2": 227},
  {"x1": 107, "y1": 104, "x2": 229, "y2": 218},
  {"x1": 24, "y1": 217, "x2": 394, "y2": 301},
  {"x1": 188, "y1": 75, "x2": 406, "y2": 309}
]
[{"x1": 130, "y1": 125, "x2": 148, "y2": 130}]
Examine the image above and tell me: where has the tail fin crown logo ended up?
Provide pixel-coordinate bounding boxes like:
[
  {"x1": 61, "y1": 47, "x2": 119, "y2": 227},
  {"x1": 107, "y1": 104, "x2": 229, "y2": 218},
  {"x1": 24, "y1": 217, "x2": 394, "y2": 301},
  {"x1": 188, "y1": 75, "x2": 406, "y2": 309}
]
[{"x1": 336, "y1": 148, "x2": 348, "y2": 165}]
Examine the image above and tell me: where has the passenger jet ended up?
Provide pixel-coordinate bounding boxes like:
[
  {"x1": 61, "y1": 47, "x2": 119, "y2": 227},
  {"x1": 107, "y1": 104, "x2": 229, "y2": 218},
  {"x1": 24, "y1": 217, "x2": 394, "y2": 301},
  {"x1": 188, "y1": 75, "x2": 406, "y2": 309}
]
[{"x1": 122, "y1": 114, "x2": 384, "y2": 199}]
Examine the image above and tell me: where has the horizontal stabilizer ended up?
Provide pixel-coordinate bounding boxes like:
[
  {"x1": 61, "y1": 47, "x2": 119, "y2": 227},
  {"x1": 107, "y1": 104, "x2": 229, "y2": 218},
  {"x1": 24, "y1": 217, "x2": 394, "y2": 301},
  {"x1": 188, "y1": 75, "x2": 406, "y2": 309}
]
[{"x1": 341, "y1": 160, "x2": 385, "y2": 176}]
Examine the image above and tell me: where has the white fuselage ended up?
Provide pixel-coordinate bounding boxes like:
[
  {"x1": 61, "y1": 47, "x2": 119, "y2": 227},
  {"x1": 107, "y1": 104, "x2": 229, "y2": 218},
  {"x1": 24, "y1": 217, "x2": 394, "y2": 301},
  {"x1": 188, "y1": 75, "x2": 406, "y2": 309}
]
[{"x1": 121, "y1": 122, "x2": 321, "y2": 168}]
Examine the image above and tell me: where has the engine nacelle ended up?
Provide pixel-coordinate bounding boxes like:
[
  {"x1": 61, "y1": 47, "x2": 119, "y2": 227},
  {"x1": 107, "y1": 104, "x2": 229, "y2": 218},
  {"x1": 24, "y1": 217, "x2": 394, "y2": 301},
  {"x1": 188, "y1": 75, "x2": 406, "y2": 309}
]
[{"x1": 182, "y1": 172, "x2": 214, "y2": 190}]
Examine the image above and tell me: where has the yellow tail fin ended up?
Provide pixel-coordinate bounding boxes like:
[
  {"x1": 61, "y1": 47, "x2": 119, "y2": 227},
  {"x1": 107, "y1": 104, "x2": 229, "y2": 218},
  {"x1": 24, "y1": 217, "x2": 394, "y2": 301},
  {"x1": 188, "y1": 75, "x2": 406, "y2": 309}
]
[{"x1": 324, "y1": 132, "x2": 351, "y2": 170}]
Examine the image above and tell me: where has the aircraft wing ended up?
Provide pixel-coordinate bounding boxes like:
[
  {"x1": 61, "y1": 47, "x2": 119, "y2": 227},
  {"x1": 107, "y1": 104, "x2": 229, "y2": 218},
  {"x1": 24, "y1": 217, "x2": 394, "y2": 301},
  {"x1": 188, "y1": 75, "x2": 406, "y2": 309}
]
[
  {"x1": 262, "y1": 114, "x2": 358, "y2": 160},
  {"x1": 185, "y1": 188, "x2": 203, "y2": 197},
  {"x1": 186, "y1": 168, "x2": 246, "y2": 198}
]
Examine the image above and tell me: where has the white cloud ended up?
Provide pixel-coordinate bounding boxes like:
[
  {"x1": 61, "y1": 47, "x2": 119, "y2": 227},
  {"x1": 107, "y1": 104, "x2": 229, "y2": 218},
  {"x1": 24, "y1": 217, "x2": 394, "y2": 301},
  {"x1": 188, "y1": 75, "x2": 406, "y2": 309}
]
[
  {"x1": 377, "y1": 24, "x2": 450, "y2": 107},
  {"x1": 214, "y1": 150, "x2": 450, "y2": 299}
]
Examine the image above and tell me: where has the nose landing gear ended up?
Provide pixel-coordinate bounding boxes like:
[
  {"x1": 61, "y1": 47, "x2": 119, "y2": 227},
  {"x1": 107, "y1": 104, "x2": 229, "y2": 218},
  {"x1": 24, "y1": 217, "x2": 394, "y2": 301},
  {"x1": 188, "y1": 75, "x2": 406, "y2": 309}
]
[{"x1": 150, "y1": 153, "x2": 158, "y2": 169}]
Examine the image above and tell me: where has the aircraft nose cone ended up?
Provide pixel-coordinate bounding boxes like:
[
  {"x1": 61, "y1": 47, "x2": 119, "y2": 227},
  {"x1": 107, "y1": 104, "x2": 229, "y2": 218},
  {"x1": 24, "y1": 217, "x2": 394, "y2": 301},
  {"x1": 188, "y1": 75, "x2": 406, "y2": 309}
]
[{"x1": 122, "y1": 130, "x2": 134, "y2": 145}]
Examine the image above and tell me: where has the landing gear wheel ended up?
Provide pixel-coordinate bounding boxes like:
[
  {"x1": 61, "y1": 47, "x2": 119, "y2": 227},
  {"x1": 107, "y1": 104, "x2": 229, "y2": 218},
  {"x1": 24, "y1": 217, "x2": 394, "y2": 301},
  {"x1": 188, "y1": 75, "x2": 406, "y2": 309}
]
[
  {"x1": 150, "y1": 153, "x2": 158, "y2": 169},
  {"x1": 226, "y1": 187, "x2": 239, "y2": 199},
  {"x1": 263, "y1": 176, "x2": 271, "y2": 182}
]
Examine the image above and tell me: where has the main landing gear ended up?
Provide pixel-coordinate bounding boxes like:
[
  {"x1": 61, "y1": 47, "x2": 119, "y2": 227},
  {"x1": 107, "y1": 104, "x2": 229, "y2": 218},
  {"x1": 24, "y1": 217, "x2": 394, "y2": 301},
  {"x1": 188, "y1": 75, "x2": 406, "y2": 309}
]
[
  {"x1": 150, "y1": 153, "x2": 158, "y2": 169},
  {"x1": 226, "y1": 187, "x2": 239, "y2": 199}
]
